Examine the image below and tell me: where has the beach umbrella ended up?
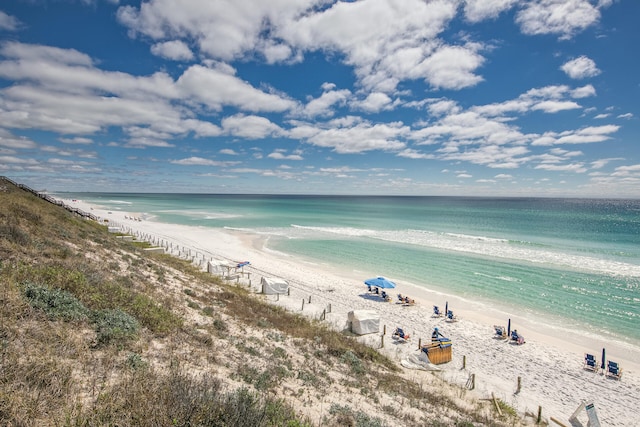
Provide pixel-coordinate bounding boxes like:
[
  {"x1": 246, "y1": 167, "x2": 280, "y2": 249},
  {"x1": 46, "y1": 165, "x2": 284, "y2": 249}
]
[
  {"x1": 364, "y1": 276, "x2": 397, "y2": 289},
  {"x1": 601, "y1": 348, "x2": 606, "y2": 371},
  {"x1": 507, "y1": 318, "x2": 511, "y2": 336}
]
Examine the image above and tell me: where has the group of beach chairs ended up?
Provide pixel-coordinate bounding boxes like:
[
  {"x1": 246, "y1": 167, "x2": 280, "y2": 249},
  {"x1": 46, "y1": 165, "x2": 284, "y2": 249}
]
[
  {"x1": 584, "y1": 353, "x2": 623, "y2": 380},
  {"x1": 396, "y1": 294, "x2": 416, "y2": 306},
  {"x1": 493, "y1": 325, "x2": 525, "y2": 345},
  {"x1": 432, "y1": 305, "x2": 457, "y2": 322}
]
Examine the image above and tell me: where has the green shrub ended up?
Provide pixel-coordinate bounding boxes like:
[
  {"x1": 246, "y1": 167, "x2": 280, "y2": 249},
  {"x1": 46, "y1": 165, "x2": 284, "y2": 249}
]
[
  {"x1": 341, "y1": 350, "x2": 365, "y2": 375},
  {"x1": 91, "y1": 309, "x2": 139, "y2": 345},
  {"x1": 20, "y1": 282, "x2": 89, "y2": 321}
]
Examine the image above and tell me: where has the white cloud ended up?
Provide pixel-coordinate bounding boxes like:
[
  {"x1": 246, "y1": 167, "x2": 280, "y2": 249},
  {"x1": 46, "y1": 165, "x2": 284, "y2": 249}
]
[
  {"x1": 117, "y1": 0, "x2": 484, "y2": 94},
  {"x1": 221, "y1": 114, "x2": 283, "y2": 139},
  {"x1": 533, "y1": 124, "x2": 619, "y2": 145},
  {"x1": 571, "y1": 84, "x2": 596, "y2": 98},
  {"x1": 267, "y1": 150, "x2": 304, "y2": 160},
  {"x1": 516, "y1": 0, "x2": 602, "y2": 39},
  {"x1": 617, "y1": 113, "x2": 633, "y2": 119},
  {"x1": 0, "y1": 11, "x2": 20, "y2": 31},
  {"x1": 419, "y1": 45, "x2": 484, "y2": 90},
  {"x1": 295, "y1": 120, "x2": 408, "y2": 154},
  {"x1": 151, "y1": 40, "x2": 194, "y2": 61},
  {"x1": 59, "y1": 137, "x2": 93, "y2": 145},
  {"x1": 531, "y1": 100, "x2": 581, "y2": 113},
  {"x1": 302, "y1": 87, "x2": 350, "y2": 118},
  {"x1": 594, "y1": 113, "x2": 609, "y2": 119},
  {"x1": 352, "y1": 92, "x2": 393, "y2": 113},
  {"x1": 463, "y1": 0, "x2": 517, "y2": 23},
  {"x1": 177, "y1": 64, "x2": 296, "y2": 113},
  {"x1": 0, "y1": 128, "x2": 37, "y2": 149},
  {"x1": 561, "y1": 56, "x2": 601, "y2": 79},
  {"x1": 171, "y1": 156, "x2": 232, "y2": 166}
]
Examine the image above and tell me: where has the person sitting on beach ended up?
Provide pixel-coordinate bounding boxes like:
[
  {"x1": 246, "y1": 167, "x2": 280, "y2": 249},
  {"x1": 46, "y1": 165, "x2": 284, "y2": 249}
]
[
  {"x1": 374, "y1": 287, "x2": 379, "y2": 295},
  {"x1": 397, "y1": 293, "x2": 404, "y2": 302},
  {"x1": 511, "y1": 329, "x2": 525, "y2": 345},
  {"x1": 381, "y1": 290, "x2": 390, "y2": 301},
  {"x1": 393, "y1": 327, "x2": 409, "y2": 340}
]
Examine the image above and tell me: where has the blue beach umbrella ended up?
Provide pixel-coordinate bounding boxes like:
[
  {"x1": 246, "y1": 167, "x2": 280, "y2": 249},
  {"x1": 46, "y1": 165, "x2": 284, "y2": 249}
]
[{"x1": 364, "y1": 276, "x2": 397, "y2": 289}]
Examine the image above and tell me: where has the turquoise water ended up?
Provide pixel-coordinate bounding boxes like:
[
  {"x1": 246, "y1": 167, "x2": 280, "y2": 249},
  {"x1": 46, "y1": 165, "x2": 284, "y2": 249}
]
[{"x1": 60, "y1": 193, "x2": 640, "y2": 346}]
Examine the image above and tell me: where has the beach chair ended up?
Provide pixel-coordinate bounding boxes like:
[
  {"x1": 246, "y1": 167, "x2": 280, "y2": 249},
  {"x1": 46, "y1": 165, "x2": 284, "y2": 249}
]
[
  {"x1": 403, "y1": 296, "x2": 416, "y2": 306},
  {"x1": 445, "y1": 310, "x2": 458, "y2": 322},
  {"x1": 380, "y1": 290, "x2": 391, "y2": 302},
  {"x1": 397, "y1": 293, "x2": 405, "y2": 303},
  {"x1": 583, "y1": 353, "x2": 598, "y2": 372},
  {"x1": 606, "y1": 360, "x2": 622, "y2": 380},
  {"x1": 432, "y1": 305, "x2": 443, "y2": 317},
  {"x1": 494, "y1": 325, "x2": 507, "y2": 339}
]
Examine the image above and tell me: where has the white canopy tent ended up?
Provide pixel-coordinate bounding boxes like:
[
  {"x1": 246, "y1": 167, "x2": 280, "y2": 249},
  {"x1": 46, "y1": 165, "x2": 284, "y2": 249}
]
[
  {"x1": 260, "y1": 276, "x2": 289, "y2": 295},
  {"x1": 207, "y1": 259, "x2": 233, "y2": 276},
  {"x1": 348, "y1": 310, "x2": 380, "y2": 335}
]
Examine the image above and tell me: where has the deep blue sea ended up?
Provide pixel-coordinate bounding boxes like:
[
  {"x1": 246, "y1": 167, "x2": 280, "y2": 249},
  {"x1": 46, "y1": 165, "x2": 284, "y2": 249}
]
[{"x1": 59, "y1": 193, "x2": 640, "y2": 347}]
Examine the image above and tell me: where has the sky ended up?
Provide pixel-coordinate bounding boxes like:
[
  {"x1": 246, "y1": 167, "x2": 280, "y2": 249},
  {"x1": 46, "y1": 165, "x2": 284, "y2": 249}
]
[{"x1": 0, "y1": 0, "x2": 639, "y2": 197}]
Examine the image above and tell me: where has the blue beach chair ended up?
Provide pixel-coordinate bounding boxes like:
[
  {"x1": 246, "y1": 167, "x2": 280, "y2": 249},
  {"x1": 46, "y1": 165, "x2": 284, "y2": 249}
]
[
  {"x1": 584, "y1": 353, "x2": 598, "y2": 372},
  {"x1": 433, "y1": 305, "x2": 443, "y2": 317},
  {"x1": 606, "y1": 360, "x2": 622, "y2": 380}
]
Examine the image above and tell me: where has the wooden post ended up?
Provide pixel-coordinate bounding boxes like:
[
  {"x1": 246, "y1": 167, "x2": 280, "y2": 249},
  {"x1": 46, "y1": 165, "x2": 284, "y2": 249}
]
[
  {"x1": 308, "y1": 295, "x2": 312, "y2": 304},
  {"x1": 537, "y1": 406, "x2": 542, "y2": 424},
  {"x1": 462, "y1": 355, "x2": 466, "y2": 369},
  {"x1": 287, "y1": 288, "x2": 290, "y2": 296},
  {"x1": 322, "y1": 309, "x2": 326, "y2": 320},
  {"x1": 418, "y1": 338, "x2": 422, "y2": 349},
  {"x1": 492, "y1": 393, "x2": 502, "y2": 416},
  {"x1": 301, "y1": 299, "x2": 305, "y2": 310},
  {"x1": 471, "y1": 374, "x2": 475, "y2": 390},
  {"x1": 276, "y1": 293, "x2": 279, "y2": 301},
  {"x1": 516, "y1": 376, "x2": 521, "y2": 394},
  {"x1": 328, "y1": 303, "x2": 331, "y2": 313},
  {"x1": 383, "y1": 324, "x2": 386, "y2": 335},
  {"x1": 380, "y1": 335, "x2": 384, "y2": 348}
]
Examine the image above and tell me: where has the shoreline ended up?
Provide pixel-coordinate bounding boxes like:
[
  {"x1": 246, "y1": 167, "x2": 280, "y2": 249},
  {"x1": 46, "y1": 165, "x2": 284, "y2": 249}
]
[{"x1": 67, "y1": 198, "x2": 640, "y2": 426}]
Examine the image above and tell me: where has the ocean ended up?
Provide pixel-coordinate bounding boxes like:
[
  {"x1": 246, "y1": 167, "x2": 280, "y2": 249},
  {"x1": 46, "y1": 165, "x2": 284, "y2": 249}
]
[{"x1": 59, "y1": 193, "x2": 640, "y2": 348}]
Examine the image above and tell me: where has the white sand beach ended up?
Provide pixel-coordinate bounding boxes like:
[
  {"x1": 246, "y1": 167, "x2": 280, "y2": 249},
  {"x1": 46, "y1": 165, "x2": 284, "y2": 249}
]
[{"x1": 70, "y1": 199, "x2": 640, "y2": 426}]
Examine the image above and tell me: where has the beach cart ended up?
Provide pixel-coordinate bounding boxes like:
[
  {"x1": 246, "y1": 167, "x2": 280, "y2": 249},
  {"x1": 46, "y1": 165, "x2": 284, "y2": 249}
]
[{"x1": 421, "y1": 337, "x2": 452, "y2": 364}]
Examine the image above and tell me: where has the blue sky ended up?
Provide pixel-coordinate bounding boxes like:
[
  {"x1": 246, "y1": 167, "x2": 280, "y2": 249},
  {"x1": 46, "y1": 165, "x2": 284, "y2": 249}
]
[{"x1": 1, "y1": 0, "x2": 639, "y2": 197}]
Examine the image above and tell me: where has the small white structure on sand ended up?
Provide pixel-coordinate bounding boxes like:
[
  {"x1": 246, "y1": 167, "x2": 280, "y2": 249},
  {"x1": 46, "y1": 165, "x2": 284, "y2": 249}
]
[
  {"x1": 208, "y1": 259, "x2": 227, "y2": 274},
  {"x1": 348, "y1": 310, "x2": 380, "y2": 335},
  {"x1": 260, "y1": 276, "x2": 289, "y2": 295}
]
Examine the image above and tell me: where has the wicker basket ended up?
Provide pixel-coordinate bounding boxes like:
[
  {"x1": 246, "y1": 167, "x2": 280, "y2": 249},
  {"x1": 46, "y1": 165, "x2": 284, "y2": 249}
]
[{"x1": 422, "y1": 343, "x2": 452, "y2": 365}]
